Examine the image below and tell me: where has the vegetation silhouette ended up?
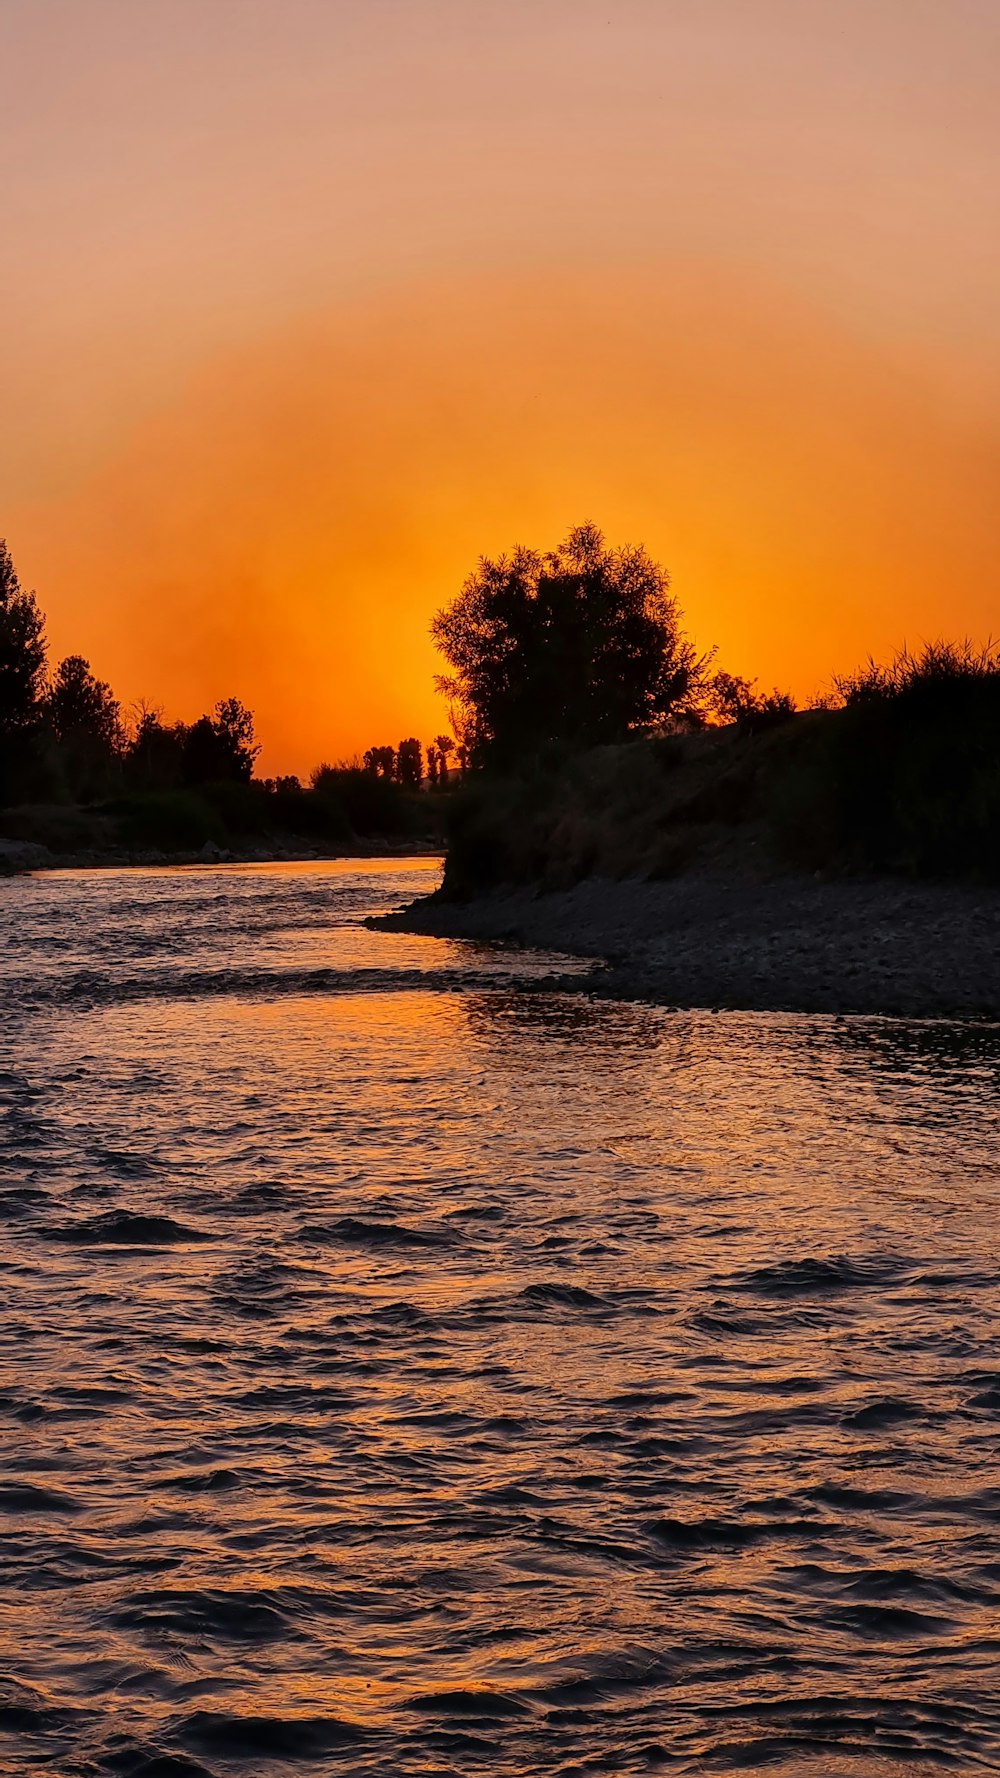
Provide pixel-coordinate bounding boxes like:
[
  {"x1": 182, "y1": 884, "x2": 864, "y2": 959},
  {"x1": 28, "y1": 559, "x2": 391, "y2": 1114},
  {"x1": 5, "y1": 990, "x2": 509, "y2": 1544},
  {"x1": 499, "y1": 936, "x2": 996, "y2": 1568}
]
[
  {"x1": 0, "y1": 543, "x2": 47, "y2": 737},
  {"x1": 432, "y1": 522, "x2": 707, "y2": 766},
  {"x1": 705, "y1": 670, "x2": 797, "y2": 730},
  {"x1": 48, "y1": 656, "x2": 124, "y2": 800},
  {"x1": 2, "y1": 527, "x2": 998, "y2": 882},
  {"x1": 439, "y1": 635, "x2": 1000, "y2": 894},
  {"x1": 778, "y1": 639, "x2": 1000, "y2": 878},
  {"x1": 0, "y1": 541, "x2": 49, "y2": 804},
  {"x1": 0, "y1": 538, "x2": 448, "y2": 858},
  {"x1": 396, "y1": 738, "x2": 423, "y2": 789}
]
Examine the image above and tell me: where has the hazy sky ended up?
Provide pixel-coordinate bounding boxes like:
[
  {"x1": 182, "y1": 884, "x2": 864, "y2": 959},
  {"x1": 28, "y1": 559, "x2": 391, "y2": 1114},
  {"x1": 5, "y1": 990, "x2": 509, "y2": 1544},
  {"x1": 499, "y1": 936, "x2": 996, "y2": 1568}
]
[{"x1": 3, "y1": 0, "x2": 998, "y2": 770}]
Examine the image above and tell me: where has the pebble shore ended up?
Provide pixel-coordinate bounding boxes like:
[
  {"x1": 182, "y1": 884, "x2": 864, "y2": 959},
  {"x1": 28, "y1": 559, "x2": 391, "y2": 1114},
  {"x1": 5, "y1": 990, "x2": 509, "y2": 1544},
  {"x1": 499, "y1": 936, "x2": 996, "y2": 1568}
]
[{"x1": 383, "y1": 870, "x2": 1000, "y2": 1017}]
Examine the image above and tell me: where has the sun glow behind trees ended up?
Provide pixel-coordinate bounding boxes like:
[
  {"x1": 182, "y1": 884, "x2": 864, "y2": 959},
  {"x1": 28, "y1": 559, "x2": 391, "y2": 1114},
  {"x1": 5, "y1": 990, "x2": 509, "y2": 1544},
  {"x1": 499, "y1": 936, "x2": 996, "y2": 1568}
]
[{"x1": 1, "y1": 3, "x2": 998, "y2": 773}]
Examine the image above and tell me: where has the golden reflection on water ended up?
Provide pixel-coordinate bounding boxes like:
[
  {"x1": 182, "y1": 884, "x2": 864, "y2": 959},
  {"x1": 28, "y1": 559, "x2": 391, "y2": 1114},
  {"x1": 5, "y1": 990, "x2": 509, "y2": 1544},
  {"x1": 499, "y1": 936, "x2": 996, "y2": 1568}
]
[{"x1": 0, "y1": 862, "x2": 998, "y2": 1773}]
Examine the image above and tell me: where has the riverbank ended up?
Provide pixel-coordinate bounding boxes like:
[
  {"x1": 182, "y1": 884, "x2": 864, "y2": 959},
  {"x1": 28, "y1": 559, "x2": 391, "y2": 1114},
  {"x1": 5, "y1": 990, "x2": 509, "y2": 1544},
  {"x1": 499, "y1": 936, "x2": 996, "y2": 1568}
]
[
  {"x1": 380, "y1": 706, "x2": 1000, "y2": 1017},
  {"x1": 382, "y1": 869, "x2": 1000, "y2": 1017}
]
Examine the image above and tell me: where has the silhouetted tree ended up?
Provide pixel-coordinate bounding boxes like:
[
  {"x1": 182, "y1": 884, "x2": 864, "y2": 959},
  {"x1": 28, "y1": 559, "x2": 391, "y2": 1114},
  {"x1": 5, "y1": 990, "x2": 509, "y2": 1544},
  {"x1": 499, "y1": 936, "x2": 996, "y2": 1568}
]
[
  {"x1": 455, "y1": 743, "x2": 469, "y2": 778},
  {"x1": 434, "y1": 733, "x2": 454, "y2": 785},
  {"x1": 363, "y1": 745, "x2": 396, "y2": 780},
  {"x1": 396, "y1": 737, "x2": 423, "y2": 788},
  {"x1": 432, "y1": 523, "x2": 705, "y2": 764},
  {"x1": 426, "y1": 744, "x2": 438, "y2": 786},
  {"x1": 0, "y1": 540, "x2": 47, "y2": 742},
  {"x1": 48, "y1": 656, "x2": 122, "y2": 748},
  {"x1": 181, "y1": 718, "x2": 222, "y2": 785},
  {"x1": 213, "y1": 697, "x2": 260, "y2": 780},
  {"x1": 47, "y1": 655, "x2": 124, "y2": 798},
  {"x1": 125, "y1": 703, "x2": 187, "y2": 790},
  {"x1": 181, "y1": 699, "x2": 259, "y2": 785}
]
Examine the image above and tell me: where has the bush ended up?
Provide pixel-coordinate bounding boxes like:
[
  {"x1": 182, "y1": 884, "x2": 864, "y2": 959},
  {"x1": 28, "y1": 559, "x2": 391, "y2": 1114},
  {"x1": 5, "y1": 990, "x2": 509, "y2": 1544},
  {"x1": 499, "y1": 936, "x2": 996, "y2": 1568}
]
[
  {"x1": 310, "y1": 764, "x2": 422, "y2": 839},
  {"x1": 833, "y1": 638, "x2": 1000, "y2": 707},
  {"x1": 771, "y1": 644, "x2": 1000, "y2": 879},
  {"x1": 105, "y1": 791, "x2": 225, "y2": 851}
]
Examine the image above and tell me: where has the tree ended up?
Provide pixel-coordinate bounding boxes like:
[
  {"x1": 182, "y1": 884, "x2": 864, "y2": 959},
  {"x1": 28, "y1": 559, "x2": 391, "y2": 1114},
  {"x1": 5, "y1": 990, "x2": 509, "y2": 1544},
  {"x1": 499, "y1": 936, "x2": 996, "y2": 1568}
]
[
  {"x1": 48, "y1": 656, "x2": 122, "y2": 748},
  {"x1": 182, "y1": 697, "x2": 259, "y2": 785},
  {"x1": 396, "y1": 737, "x2": 423, "y2": 788},
  {"x1": 432, "y1": 523, "x2": 704, "y2": 764},
  {"x1": 47, "y1": 655, "x2": 124, "y2": 798},
  {"x1": 426, "y1": 743, "x2": 438, "y2": 786},
  {"x1": 213, "y1": 697, "x2": 260, "y2": 780},
  {"x1": 434, "y1": 733, "x2": 454, "y2": 785},
  {"x1": 125, "y1": 702, "x2": 187, "y2": 790},
  {"x1": 363, "y1": 745, "x2": 396, "y2": 780},
  {"x1": 0, "y1": 540, "x2": 47, "y2": 741}
]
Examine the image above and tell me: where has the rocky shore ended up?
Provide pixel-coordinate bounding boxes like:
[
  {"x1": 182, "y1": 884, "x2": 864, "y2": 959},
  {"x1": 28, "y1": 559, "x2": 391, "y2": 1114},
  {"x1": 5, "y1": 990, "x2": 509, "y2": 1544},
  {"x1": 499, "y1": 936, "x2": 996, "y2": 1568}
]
[{"x1": 382, "y1": 869, "x2": 1000, "y2": 1018}]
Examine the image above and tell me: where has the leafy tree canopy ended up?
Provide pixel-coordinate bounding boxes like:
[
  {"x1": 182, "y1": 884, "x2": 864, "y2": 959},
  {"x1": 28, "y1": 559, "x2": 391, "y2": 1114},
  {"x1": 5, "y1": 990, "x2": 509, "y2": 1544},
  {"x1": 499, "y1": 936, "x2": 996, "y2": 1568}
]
[
  {"x1": 48, "y1": 655, "x2": 122, "y2": 749},
  {"x1": 0, "y1": 539, "x2": 47, "y2": 739},
  {"x1": 181, "y1": 699, "x2": 260, "y2": 785},
  {"x1": 432, "y1": 523, "x2": 704, "y2": 764}
]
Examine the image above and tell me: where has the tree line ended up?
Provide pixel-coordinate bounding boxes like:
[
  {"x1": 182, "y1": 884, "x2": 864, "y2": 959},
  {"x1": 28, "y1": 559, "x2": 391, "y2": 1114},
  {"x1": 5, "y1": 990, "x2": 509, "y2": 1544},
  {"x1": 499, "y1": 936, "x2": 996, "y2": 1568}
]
[
  {"x1": 361, "y1": 736, "x2": 468, "y2": 787},
  {"x1": 0, "y1": 538, "x2": 467, "y2": 816},
  {"x1": 0, "y1": 540, "x2": 261, "y2": 806},
  {"x1": 1, "y1": 522, "x2": 799, "y2": 814}
]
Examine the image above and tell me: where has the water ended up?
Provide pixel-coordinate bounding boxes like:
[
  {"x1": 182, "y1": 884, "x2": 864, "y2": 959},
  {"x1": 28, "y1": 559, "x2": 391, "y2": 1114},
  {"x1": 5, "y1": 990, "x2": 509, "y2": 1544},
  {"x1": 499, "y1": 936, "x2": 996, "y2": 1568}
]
[{"x1": 1, "y1": 859, "x2": 999, "y2": 1777}]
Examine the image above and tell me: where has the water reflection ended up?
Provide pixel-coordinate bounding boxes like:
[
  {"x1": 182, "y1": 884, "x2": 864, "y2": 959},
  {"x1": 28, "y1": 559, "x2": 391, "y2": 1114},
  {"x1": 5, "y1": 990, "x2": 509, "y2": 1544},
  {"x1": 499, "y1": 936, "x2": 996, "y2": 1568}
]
[{"x1": 0, "y1": 862, "x2": 997, "y2": 1774}]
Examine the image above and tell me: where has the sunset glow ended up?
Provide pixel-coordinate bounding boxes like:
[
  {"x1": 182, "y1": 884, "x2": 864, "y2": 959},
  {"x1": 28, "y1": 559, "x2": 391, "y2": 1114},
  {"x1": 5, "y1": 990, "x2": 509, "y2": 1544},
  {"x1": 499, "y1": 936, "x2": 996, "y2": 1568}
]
[{"x1": 4, "y1": 0, "x2": 998, "y2": 772}]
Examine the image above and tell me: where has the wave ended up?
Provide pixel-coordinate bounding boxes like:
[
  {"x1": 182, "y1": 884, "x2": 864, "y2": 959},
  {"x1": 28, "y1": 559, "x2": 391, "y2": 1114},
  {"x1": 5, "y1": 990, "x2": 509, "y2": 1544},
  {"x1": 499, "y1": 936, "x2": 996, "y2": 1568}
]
[
  {"x1": 4, "y1": 959, "x2": 588, "y2": 1011},
  {"x1": 730, "y1": 1254, "x2": 909, "y2": 1295},
  {"x1": 40, "y1": 1210, "x2": 213, "y2": 1246},
  {"x1": 297, "y1": 1216, "x2": 449, "y2": 1250},
  {"x1": 0, "y1": 1481, "x2": 83, "y2": 1515},
  {"x1": 177, "y1": 1710, "x2": 365, "y2": 1758},
  {"x1": 108, "y1": 1586, "x2": 298, "y2": 1644}
]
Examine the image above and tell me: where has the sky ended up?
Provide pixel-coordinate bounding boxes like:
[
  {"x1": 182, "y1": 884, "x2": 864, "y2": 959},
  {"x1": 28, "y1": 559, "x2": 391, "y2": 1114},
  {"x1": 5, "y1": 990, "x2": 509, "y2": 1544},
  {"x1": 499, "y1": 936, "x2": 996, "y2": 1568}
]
[{"x1": 2, "y1": 0, "x2": 998, "y2": 774}]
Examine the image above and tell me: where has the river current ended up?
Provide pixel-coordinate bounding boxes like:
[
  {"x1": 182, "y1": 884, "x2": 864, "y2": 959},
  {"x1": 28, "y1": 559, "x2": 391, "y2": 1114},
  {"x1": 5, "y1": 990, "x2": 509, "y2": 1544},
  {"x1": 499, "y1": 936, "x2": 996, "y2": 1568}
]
[{"x1": 1, "y1": 858, "x2": 998, "y2": 1776}]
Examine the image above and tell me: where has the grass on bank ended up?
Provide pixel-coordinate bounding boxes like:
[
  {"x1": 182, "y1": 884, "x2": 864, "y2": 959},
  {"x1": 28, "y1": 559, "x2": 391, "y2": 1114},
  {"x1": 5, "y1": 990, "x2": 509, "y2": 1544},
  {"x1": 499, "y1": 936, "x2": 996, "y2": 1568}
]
[{"x1": 439, "y1": 641, "x2": 1000, "y2": 894}]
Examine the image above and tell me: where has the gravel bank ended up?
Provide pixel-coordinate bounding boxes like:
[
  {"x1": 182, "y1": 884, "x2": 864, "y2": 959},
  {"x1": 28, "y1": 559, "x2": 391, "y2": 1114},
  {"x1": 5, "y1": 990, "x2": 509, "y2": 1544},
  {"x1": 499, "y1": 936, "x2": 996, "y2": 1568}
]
[{"x1": 381, "y1": 872, "x2": 1000, "y2": 1017}]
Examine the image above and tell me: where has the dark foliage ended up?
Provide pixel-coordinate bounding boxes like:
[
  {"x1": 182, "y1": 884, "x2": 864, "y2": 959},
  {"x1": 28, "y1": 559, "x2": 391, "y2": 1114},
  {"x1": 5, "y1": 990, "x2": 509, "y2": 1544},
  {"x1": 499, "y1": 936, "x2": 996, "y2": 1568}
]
[
  {"x1": 124, "y1": 707, "x2": 187, "y2": 791},
  {"x1": 438, "y1": 638, "x2": 1000, "y2": 896},
  {"x1": 396, "y1": 737, "x2": 423, "y2": 788},
  {"x1": 776, "y1": 641, "x2": 1000, "y2": 878},
  {"x1": 0, "y1": 541, "x2": 47, "y2": 740},
  {"x1": 0, "y1": 541, "x2": 49, "y2": 802},
  {"x1": 310, "y1": 763, "x2": 421, "y2": 838},
  {"x1": 0, "y1": 542, "x2": 448, "y2": 854},
  {"x1": 181, "y1": 699, "x2": 259, "y2": 785},
  {"x1": 363, "y1": 746, "x2": 396, "y2": 780},
  {"x1": 107, "y1": 790, "x2": 226, "y2": 851},
  {"x1": 706, "y1": 670, "x2": 797, "y2": 730},
  {"x1": 47, "y1": 655, "x2": 124, "y2": 799},
  {"x1": 432, "y1": 523, "x2": 704, "y2": 765}
]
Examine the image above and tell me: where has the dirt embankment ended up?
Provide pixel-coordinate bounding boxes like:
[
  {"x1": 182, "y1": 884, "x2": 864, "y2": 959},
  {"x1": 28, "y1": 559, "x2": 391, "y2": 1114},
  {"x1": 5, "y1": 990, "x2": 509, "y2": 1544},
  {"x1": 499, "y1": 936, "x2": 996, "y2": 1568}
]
[{"x1": 381, "y1": 717, "x2": 1000, "y2": 1017}]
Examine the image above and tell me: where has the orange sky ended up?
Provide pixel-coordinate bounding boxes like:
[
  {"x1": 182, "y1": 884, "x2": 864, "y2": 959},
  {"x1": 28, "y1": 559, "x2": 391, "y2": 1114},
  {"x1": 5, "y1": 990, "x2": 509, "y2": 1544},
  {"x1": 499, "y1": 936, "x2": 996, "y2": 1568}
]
[{"x1": 2, "y1": 0, "x2": 998, "y2": 774}]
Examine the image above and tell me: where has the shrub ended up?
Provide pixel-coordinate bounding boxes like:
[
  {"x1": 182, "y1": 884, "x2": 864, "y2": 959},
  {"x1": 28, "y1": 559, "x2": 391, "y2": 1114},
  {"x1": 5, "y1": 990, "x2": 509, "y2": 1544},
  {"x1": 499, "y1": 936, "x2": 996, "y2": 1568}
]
[
  {"x1": 105, "y1": 791, "x2": 225, "y2": 851},
  {"x1": 310, "y1": 763, "x2": 419, "y2": 838},
  {"x1": 772, "y1": 643, "x2": 1000, "y2": 879}
]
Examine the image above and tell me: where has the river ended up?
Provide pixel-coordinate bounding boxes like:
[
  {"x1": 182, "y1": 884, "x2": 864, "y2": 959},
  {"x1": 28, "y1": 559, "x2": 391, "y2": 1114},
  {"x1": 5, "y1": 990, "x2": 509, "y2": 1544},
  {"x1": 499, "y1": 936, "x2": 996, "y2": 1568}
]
[{"x1": 1, "y1": 858, "x2": 998, "y2": 1775}]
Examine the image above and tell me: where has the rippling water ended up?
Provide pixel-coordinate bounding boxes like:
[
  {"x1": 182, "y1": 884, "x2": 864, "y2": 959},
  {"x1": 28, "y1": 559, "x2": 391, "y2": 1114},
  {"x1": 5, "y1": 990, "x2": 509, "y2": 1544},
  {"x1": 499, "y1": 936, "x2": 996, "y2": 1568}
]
[{"x1": 1, "y1": 859, "x2": 999, "y2": 1776}]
